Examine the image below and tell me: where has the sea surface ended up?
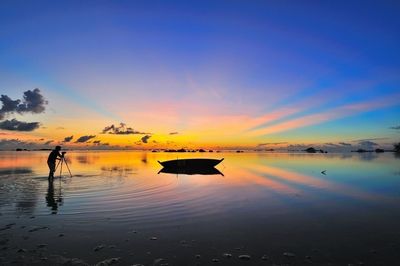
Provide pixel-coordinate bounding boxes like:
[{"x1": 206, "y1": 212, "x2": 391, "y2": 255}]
[{"x1": 0, "y1": 151, "x2": 400, "y2": 265}]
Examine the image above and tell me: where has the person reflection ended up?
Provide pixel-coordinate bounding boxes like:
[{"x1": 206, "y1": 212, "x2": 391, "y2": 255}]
[{"x1": 46, "y1": 179, "x2": 63, "y2": 214}]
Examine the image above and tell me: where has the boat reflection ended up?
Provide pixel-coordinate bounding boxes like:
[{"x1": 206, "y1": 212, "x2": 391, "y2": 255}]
[{"x1": 158, "y1": 167, "x2": 224, "y2": 176}]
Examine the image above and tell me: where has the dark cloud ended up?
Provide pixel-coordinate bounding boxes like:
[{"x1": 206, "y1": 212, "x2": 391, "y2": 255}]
[
  {"x1": 44, "y1": 140, "x2": 54, "y2": 145},
  {"x1": 0, "y1": 95, "x2": 20, "y2": 119},
  {"x1": 17, "y1": 88, "x2": 47, "y2": 113},
  {"x1": 339, "y1": 142, "x2": 352, "y2": 146},
  {"x1": 169, "y1": 132, "x2": 179, "y2": 135},
  {"x1": 390, "y1": 125, "x2": 400, "y2": 130},
  {"x1": 75, "y1": 135, "x2": 96, "y2": 143},
  {"x1": 102, "y1": 122, "x2": 150, "y2": 135},
  {"x1": 63, "y1": 135, "x2": 74, "y2": 142},
  {"x1": 0, "y1": 89, "x2": 47, "y2": 119},
  {"x1": 93, "y1": 140, "x2": 101, "y2": 144},
  {"x1": 0, "y1": 119, "x2": 40, "y2": 131},
  {"x1": 141, "y1": 135, "x2": 151, "y2": 143}
]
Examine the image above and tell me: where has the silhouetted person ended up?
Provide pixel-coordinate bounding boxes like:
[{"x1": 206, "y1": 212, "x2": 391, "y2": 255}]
[{"x1": 47, "y1": 145, "x2": 63, "y2": 180}]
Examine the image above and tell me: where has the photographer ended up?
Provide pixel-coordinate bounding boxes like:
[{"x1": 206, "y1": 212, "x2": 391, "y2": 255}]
[{"x1": 47, "y1": 146, "x2": 65, "y2": 180}]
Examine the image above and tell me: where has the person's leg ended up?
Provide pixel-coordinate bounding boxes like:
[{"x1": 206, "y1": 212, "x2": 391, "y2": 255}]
[{"x1": 48, "y1": 162, "x2": 55, "y2": 180}]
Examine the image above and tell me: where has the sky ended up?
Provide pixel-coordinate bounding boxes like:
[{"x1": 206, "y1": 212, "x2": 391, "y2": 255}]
[{"x1": 1, "y1": 0, "x2": 400, "y2": 151}]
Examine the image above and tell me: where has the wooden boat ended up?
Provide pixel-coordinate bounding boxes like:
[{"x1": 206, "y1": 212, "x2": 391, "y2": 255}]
[
  {"x1": 158, "y1": 167, "x2": 224, "y2": 176},
  {"x1": 158, "y1": 158, "x2": 224, "y2": 168}
]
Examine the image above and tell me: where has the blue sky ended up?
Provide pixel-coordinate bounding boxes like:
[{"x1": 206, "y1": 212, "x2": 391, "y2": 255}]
[{"x1": 0, "y1": 0, "x2": 399, "y2": 149}]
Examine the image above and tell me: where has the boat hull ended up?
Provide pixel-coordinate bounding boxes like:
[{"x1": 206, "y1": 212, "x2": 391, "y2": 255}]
[{"x1": 158, "y1": 158, "x2": 224, "y2": 168}]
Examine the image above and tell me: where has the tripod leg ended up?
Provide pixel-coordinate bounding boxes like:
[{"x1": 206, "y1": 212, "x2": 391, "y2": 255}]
[
  {"x1": 64, "y1": 159, "x2": 73, "y2": 177},
  {"x1": 55, "y1": 159, "x2": 62, "y2": 172},
  {"x1": 60, "y1": 159, "x2": 63, "y2": 177}
]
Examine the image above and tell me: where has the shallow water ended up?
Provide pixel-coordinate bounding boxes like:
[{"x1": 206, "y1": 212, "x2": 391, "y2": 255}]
[{"x1": 0, "y1": 151, "x2": 400, "y2": 265}]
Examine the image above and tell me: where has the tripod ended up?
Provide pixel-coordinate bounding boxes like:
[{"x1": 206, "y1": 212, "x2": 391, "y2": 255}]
[{"x1": 55, "y1": 155, "x2": 72, "y2": 178}]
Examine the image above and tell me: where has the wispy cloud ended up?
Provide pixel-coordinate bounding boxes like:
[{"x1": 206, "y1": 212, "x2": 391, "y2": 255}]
[
  {"x1": 248, "y1": 93, "x2": 400, "y2": 136},
  {"x1": 257, "y1": 142, "x2": 287, "y2": 147},
  {"x1": 390, "y1": 125, "x2": 400, "y2": 130},
  {"x1": 339, "y1": 142, "x2": 352, "y2": 146},
  {"x1": 352, "y1": 137, "x2": 388, "y2": 142},
  {"x1": 169, "y1": 132, "x2": 179, "y2": 135}
]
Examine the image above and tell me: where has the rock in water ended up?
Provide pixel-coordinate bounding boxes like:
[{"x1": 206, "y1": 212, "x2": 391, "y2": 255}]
[
  {"x1": 95, "y1": 257, "x2": 120, "y2": 266},
  {"x1": 93, "y1": 244, "x2": 105, "y2": 252},
  {"x1": 238, "y1": 255, "x2": 251, "y2": 260},
  {"x1": 223, "y1": 253, "x2": 232, "y2": 258},
  {"x1": 283, "y1": 252, "x2": 296, "y2": 258}
]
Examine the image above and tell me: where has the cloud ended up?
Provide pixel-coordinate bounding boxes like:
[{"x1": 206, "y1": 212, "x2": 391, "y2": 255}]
[
  {"x1": 93, "y1": 140, "x2": 101, "y2": 144},
  {"x1": 358, "y1": 140, "x2": 378, "y2": 149},
  {"x1": 44, "y1": 140, "x2": 54, "y2": 145},
  {"x1": 257, "y1": 142, "x2": 287, "y2": 147},
  {"x1": 0, "y1": 89, "x2": 47, "y2": 119},
  {"x1": 75, "y1": 135, "x2": 96, "y2": 143},
  {"x1": 339, "y1": 142, "x2": 352, "y2": 146},
  {"x1": 63, "y1": 135, "x2": 74, "y2": 142},
  {"x1": 354, "y1": 137, "x2": 388, "y2": 142},
  {"x1": 169, "y1": 132, "x2": 179, "y2": 135},
  {"x1": 141, "y1": 135, "x2": 151, "y2": 143},
  {"x1": 324, "y1": 143, "x2": 340, "y2": 147},
  {"x1": 0, "y1": 139, "x2": 25, "y2": 149},
  {"x1": 0, "y1": 119, "x2": 40, "y2": 131},
  {"x1": 390, "y1": 125, "x2": 400, "y2": 130},
  {"x1": 102, "y1": 122, "x2": 151, "y2": 135},
  {"x1": 249, "y1": 94, "x2": 400, "y2": 136},
  {"x1": 0, "y1": 95, "x2": 20, "y2": 119},
  {"x1": 17, "y1": 88, "x2": 47, "y2": 113}
]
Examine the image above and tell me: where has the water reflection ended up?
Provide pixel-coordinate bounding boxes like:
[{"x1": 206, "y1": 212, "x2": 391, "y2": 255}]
[
  {"x1": 158, "y1": 167, "x2": 224, "y2": 176},
  {"x1": 0, "y1": 168, "x2": 33, "y2": 176},
  {"x1": 0, "y1": 167, "x2": 38, "y2": 215},
  {"x1": 1, "y1": 151, "x2": 400, "y2": 265},
  {"x1": 45, "y1": 179, "x2": 63, "y2": 214}
]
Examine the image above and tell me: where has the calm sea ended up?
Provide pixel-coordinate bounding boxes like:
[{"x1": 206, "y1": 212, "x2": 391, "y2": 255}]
[{"x1": 0, "y1": 151, "x2": 399, "y2": 265}]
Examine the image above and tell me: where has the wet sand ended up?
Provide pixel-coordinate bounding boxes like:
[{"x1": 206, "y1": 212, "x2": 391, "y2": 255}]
[{"x1": 1, "y1": 151, "x2": 400, "y2": 265}]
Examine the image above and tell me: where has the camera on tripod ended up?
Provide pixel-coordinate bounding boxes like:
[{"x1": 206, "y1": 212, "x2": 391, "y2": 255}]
[{"x1": 61, "y1": 151, "x2": 67, "y2": 157}]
